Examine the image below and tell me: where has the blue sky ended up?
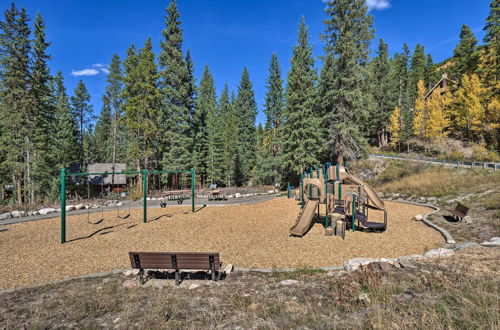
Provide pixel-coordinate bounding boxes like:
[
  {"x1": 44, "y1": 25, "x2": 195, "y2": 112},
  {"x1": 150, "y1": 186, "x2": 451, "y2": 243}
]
[{"x1": 1, "y1": 0, "x2": 491, "y2": 124}]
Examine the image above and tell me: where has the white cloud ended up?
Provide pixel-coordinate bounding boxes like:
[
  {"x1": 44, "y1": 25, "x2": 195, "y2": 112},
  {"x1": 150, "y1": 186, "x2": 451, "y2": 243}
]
[
  {"x1": 70, "y1": 68, "x2": 100, "y2": 77},
  {"x1": 70, "y1": 64, "x2": 110, "y2": 77},
  {"x1": 365, "y1": 0, "x2": 391, "y2": 11}
]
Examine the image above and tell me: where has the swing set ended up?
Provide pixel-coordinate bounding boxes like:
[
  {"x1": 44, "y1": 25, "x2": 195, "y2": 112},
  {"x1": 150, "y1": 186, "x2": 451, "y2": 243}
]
[{"x1": 60, "y1": 168, "x2": 196, "y2": 244}]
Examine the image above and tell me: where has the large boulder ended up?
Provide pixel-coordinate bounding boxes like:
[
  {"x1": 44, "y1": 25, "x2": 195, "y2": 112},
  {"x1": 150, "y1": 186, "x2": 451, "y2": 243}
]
[
  {"x1": 424, "y1": 248, "x2": 454, "y2": 258},
  {"x1": 234, "y1": 193, "x2": 242, "y2": 198},
  {"x1": 427, "y1": 197, "x2": 438, "y2": 204},
  {"x1": 412, "y1": 215, "x2": 423, "y2": 221},
  {"x1": 75, "y1": 204, "x2": 85, "y2": 210},
  {"x1": 65, "y1": 205, "x2": 76, "y2": 211},
  {"x1": 344, "y1": 257, "x2": 379, "y2": 272},
  {"x1": 0, "y1": 212, "x2": 12, "y2": 220},
  {"x1": 39, "y1": 208, "x2": 55, "y2": 215},
  {"x1": 11, "y1": 210, "x2": 26, "y2": 218}
]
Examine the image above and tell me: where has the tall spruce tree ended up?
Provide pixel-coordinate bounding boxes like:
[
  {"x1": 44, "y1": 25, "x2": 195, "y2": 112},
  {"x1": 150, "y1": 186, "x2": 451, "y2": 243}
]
[
  {"x1": 452, "y1": 25, "x2": 479, "y2": 82},
  {"x1": 52, "y1": 71, "x2": 78, "y2": 169},
  {"x1": 219, "y1": 84, "x2": 238, "y2": 186},
  {"x1": 424, "y1": 54, "x2": 439, "y2": 90},
  {"x1": 392, "y1": 44, "x2": 414, "y2": 146},
  {"x1": 262, "y1": 53, "x2": 284, "y2": 183},
  {"x1": 281, "y1": 17, "x2": 321, "y2": 182},
  {"x1": 369, "y1": 38, "x2": 396, "y2": 147},
  {"x1": 159, "y1": 0, "x2": 192, "y2": 173},
  {"x1": 410, "y1": 44, "x2": 426, "y2": 93},
  {"x1": 234, "y1": 67, "x2": 257, "y2": 185},
  {"x1": 322, "y1": 0, "x2": 374, "y2": 164},
  {"x1": 70, "y1": 80, "x2": 93, "y2": 169},
  {"x1": 0, "y1": 4, "x2": 32, "y2": 204},
  {"x1": 317, "y1": 53, "x2": 335, "y2": 162},
  {"x1": 122, "y1": 40, "x2": 162, "y2": 172}
]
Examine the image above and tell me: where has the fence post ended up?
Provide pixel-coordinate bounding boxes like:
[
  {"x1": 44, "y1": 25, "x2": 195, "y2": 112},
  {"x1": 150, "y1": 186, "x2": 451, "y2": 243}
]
[
  {"x1": 60, "y1": 168, "x2": 66, "y2": 244},
  {"x1": 143, "y1": 169, "x2": 147, "y2": 223},
  {"x1": 352, "y1": 193, "x2": 356, "y2": 232}
]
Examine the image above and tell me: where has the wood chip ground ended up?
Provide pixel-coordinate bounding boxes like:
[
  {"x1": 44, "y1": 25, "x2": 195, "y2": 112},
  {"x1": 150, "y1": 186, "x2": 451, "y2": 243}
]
[{"x1": 0, "y1": 199, "x2": 442, "y2": 290}]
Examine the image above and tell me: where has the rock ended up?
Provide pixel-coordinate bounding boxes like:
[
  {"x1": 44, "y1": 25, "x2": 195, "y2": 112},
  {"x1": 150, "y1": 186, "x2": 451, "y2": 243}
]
[
  {"x1": 189, "y1": 284, "x2": 201, "y2": 290},
  {"x1": 358, "y1": 293, "x2": 371, "y2": 304},
  {"x1": 398, "y1": 261, "x2": 417, "y2": 269},
  {"x1": 39, "y1": 208, "x2": 55, "y2": 215},
  {"x1": 91, "y1": 204, "x2": 99, "y2": 209},
  {"x1": 418, "y1": 197, "x2": 427, "y2": 203},
  {"x1": 427, "y1": 197, "x2": 438, "y2": 204},
  {"x1": 116, "y1": 202, "x2": 123, "y2": 207},
  {"x1": 131, "y1": 269, "x2": 141, "y2": 275},
  {"x1": 234, "y1": 193, "x2": 242, "y2": 198},
  {"x1": 397, "y1": 254, "x2": 426, "y2": 262},
  {"x1": 424, "y1": 248, "x2": 454, "y2": 258},
  {"x1": 0, "y1": 212, "x2": 12, "y2": 220},
  {"x1": 267, "y1": 190, "x2": 274, "y2": 194},
  {"x1": 392, "y1": 193, "x2": 400, "y2": 199},
  {"x1": 75, "y1": 204, "x2": 85, "y2": 210},
  {"x1": 412, "y1": 215, "x2": 423, "y2": 221},
  {"x1": 31, "y1": 211, "x2": 39, "y2": 216},
  {"x1": 451, "y1": 242, "x2": 480, "y2": 250},
  {"x1": 11, "y1": 210, "x2": 26, "y2": 218},
  {"x1": 122, "y1": 269, "x2": 133, "y2": 276},
  {"x1": 480, "y1": 237, "x2": 500, "y2": 247},
  {"x1": 249, "y1": 303, "x2": 259, "y2": 310},
  {"x1": 227, "y1": 194, "x2": 234, "y2": 199},
  {"x1": 378, "y1": 262, "x2": 393, "y2": 271},
  {"x1": 280, "y1": 279, "x2": 299, "y2": 286},
  {"x1": 324, "y1": 226, "x2": 334, "y2": 236},
  {"x1": 55, "y1": 208, "x2": 61, "y2": 212},
  {"x1": 377, "y1": 192, "x2": 384, "y2": 198},
  {"x1": 146, "y1": 197, "x2": 151, "y2": 201},
  {"x1": 461, "y1": 216, "x2": 473, "y2": 223},
  {"x1": 65, "y1": 205, "x2": 76, "y2": 211},
  {"x1": 113, "y1": 318, "x2": 121, "y2": 323},
  {"x1": 344, "y1": 258, "x2": 379, "y2": 272},
  {"x1": 223, "y1": 264, "x2": 234, "y2": 275},
  {"x1": 400, "y1": 194, "x2": 409, "y2": 199},
  {"x1": 121, "y1": 280, "x2": 137, "y2": 288}
]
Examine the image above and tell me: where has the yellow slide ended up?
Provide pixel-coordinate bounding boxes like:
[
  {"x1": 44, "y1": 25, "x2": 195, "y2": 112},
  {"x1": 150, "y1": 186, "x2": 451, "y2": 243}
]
[{"x1": 290, "y1": 200, "x2": 319, "y2": 237}]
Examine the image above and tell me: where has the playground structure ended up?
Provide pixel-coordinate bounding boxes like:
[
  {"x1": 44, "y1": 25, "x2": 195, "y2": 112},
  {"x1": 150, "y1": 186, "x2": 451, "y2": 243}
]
[
  {"x1": 289, "y1": 163, "x2": 387, "y2": 238},
  {"x1": 60, "y1": 167, "x2": 196, "y2": 244}
]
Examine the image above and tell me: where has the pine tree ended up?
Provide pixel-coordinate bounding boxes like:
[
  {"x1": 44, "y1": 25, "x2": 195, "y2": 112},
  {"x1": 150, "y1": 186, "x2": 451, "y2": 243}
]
[
  {"x1": 392, "y1": 44, "x2": 413, "y2": 145},
  {"x1": 322, "y1": 0, "x2": 374, "y2": 164},
  {"x1": 70, "y1": 80, "x2": 93, "y2": 169},
  {"x1": 159, "y1": 0, "x2": 192, "y2": 173},
  {"x1": 185, "y1": 50, "x2": 197, "y2": 139},
  {"x1": 388, "y1": 106, "x2": 401, "y2": 150},
  {"x1": 122, "y1": 40, "x2": 162, "y2": 172},
  {"x1": 0, "y1": 4, "x2": 32, "y2": 204},
  {"x1": 317, "y1": 53, "x2": 335, "y2": 161},
  {"x1": 192, "y1": 66, "x2": 222, "y2": 186},
  {"x1": 451, "y1": 25, "x2": 479, "y2": 82},
  {"x1": 219, "y1": 85, "x2": 238, "y2": 186},
  {"x1": 453, "y1": 73, "x2": 485, "y2": 141},
  {"x1": 263, "y1": 53, "x2": 284, "y2": 183},
  {"x1": 413, "y1": 80, "x2": 426, "y2": 138},
  {"x1": 424, "y1": 54, "x2": 439, "y2": 90},
  {"x1": 369, "y1": 38, "x2": 397, "y2": 147},
  {"x1": 52, "y1": 71, "x2": 78, "y2": 169},
  {"x1": 105, "y1": 54, "x2": 126, "y2": 175},
  {"x1": 281, "y1": 17, "x2": 321, "y2": 182},
  {"x1": 234, "y1": 67, "x2": 257, "y2": 184},
  {"x1": 410, "y1": 44, "x2": 426, "y2": 95},
  {"x1": 93, "y1": 95, "x2": 113, "y2": 162}
]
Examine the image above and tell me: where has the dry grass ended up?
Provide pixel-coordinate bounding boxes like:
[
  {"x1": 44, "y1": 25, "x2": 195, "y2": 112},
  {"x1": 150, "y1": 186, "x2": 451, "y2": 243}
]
[
  {"x1": 0, "y1": 247, "x2": 498, "y2": 329},
  {"x1": 0, "y1": 198, "x2": 441, "y2": 290},
  {"x1": 379, "y1": 167, "x2": 500, "y2": 198}
]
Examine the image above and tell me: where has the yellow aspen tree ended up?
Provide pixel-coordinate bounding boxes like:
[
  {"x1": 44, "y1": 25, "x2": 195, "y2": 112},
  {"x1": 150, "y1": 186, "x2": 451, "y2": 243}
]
[
  {"x1": 413, "y1": 80, "x2": 426, "y2": 137},
  {"x1": 425, "y1": 91, "x2": 451, "y2": 139},
  {"x1": 454, "y1": 73, "x2": 485, "y2": 141},
  {"x1": 388, "y1": 106, "x2": 401, "y2": 148}
]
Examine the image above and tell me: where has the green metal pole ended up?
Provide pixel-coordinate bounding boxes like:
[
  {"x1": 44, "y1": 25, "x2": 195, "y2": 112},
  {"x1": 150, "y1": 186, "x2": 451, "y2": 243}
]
[
  {"x1": 191, "y1": 168, "x2": 195, "y2": 212},
  {"x1": 352, "y1": 193, "x2": 356, "y2": 232},
  {"x1": 301, "y1": 173, "x2": 305, "y2": 209},
  {"x1": 60, "y1": 168, "x2": 66, "y2": 244},
  {"x1": 143, "y1": 169, "x2": 147, "y2": 223},
  {"x1": 324, "y1": 166, "x2": 328, "y2": 228},
  {"x1": 287, "y1": 182, "x2": 291, "y2": 199}
]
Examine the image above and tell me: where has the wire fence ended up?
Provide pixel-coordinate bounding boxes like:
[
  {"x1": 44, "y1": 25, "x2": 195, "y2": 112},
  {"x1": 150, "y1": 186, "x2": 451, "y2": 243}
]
[{"x1": 369, "y1": 153, "x2": 500, "y2": 171}]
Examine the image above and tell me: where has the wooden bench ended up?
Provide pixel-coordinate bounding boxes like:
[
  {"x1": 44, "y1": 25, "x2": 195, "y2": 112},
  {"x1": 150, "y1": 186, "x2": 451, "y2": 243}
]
[
  {"x1": 129, "y1": 252, "x2": 223, "y2": 285},
  {"x1": 447, "y1": 202, "x2": 470, "y2": 220}
]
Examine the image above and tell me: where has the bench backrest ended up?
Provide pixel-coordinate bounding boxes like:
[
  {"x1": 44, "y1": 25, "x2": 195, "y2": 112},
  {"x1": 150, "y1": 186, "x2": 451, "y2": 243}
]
[
  {"x1": 129, "y1": 252, "x2": 221, "y2": 270},
  {"x1": 455, "y1": 203, "x2": 469, "y2": 215}
]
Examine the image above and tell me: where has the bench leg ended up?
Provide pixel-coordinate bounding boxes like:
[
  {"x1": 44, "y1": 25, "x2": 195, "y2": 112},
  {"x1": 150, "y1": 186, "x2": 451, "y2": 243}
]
[
  {"x1": 138, "y1": 268, "x2": 145, "y2": 285},
  {"x1": 174, "y1": 270, "x2": 181, "y2": 286}
]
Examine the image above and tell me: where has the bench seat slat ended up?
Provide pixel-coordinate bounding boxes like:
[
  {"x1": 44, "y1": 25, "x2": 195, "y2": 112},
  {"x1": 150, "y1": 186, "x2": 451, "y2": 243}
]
[{"x1": 129, "y1": 252, "x2": 221, "y2": 270}]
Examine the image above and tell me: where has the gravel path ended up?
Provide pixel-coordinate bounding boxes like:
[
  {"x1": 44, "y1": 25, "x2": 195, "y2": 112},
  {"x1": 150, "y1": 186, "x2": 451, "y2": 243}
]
[{"x1": 0, "y1": 199, "x2": 442, "y2": 290}]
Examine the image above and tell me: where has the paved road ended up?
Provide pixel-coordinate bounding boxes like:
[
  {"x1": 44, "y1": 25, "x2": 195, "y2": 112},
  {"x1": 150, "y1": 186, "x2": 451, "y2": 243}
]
[{"x1": 0, "y1": 194, "x2": 283, "y2": 227}]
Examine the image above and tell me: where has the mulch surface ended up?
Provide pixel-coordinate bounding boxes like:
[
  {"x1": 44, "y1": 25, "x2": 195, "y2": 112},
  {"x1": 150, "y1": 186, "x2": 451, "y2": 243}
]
[{"x1": 0, "y1": 198, "x2": 441, "y2": 290}]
